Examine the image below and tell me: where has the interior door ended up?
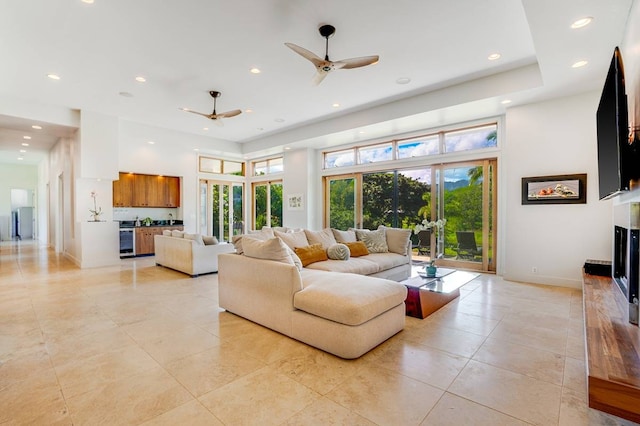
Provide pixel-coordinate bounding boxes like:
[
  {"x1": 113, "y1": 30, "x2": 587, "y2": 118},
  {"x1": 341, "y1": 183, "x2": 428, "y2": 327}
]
[{"x1": 200, "y1": 180, "x2": 244, "y2": 242}]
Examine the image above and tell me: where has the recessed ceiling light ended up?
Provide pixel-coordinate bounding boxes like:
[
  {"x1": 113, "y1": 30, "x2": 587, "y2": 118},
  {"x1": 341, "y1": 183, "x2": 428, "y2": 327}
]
[
  {"x1": 245, "y1": 109, "x2": 253, "y2": 113},
  {"x1": 19, "y1": 149, "x2": 26, "y2": 153},
  {"x1": 119, "y1": 92, "x2": 134, "y2": 97},
  {"x1": 284, "y1": 147, "x2": 291, "y2": 150},
  {"x1": 135, "y1": 76, "x2": 146, "y2": 83},
  {"x1": 572, "y1": 60, "x2": 588, "y2": 68},
  {"x1": 21, "y1": 143, "x2": 29, "y2": 147},
  {"x1": 488, "y1": 53, "x2": 501, "y2": 61},
  {"x1": 250, "y1": 68, "x2": 261, "y2": 74},
  {"x1": 23, "y1": 136, "x2": 31, "y2": 140},
  {"x1": 332, "y1": 103, "x2": 340, "y2": 108},
  {"x1": 193, "y1": 148, "x2": 199, "y2": 152},
  {"x1": 396, "y1": 77, "x2": 411, "y2": 85},
  {"x1": 31, "y1": 125, "x2": 42, "y2": 130},
  {"x1": 501, "y1": 99, "x2": 512, "y2": 104},
  {"x1": 147, "y1": 141, "x2": 155, "y2": 145},
  {"x1": 274, "y1": 118, "x2": 285, "y2": 123},
  {"x1": 17, "y1": 157, "x2": 24, "y2": 160},
  {"x1": 203, "y1": 127, "x2": 209, "y2": 131},
  {"x1": 81, "y1": 0, "x2": 94, "y2": 3},
  {"x1": 571, "y1": 17, "x2": 593, "y2": 29},
  {"x1": 47, "y1": 73, "x2": 61, "y2": 80}
]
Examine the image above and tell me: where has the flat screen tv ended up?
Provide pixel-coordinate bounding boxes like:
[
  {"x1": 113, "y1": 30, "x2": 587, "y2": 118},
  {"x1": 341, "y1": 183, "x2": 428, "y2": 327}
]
[{"x1": 596, "y1": 47, "x2": 634, "y2": 200}]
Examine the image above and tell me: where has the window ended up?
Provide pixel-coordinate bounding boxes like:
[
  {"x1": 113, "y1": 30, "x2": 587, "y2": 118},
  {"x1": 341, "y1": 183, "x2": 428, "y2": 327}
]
[
  {"x1": 323, "y1": 122, "x2": 498, "y2": 169},
  {"x1": 253, "y1": 181, "x2": 282, "y2": 229},
  {"x1": 444, "y1": 125, "x2": 497, "y2": 153},
  {"x1": 358, "y1": 143, "x2": 393, "y2": 164},
  {"x1": 253, "y1": 157, "x2": 283, "y2": 176},
  {"x1": 199, "y1": 156, "x2": 245, "y2": 176}
]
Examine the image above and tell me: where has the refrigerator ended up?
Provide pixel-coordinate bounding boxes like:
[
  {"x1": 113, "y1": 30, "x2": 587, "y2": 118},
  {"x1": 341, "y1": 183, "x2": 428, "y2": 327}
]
[{"x1": 12, "y1": 207, "x2": 34, "y2": 240}]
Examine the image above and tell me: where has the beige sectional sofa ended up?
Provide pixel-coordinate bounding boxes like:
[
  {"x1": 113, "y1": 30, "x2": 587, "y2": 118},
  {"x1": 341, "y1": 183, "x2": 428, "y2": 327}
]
[
  {"x1": 154, "y1": 232, "x2": 236, "y2": 277},
  {"x1": 218, "y1": 226, "x2": 412, "y2": 358}
]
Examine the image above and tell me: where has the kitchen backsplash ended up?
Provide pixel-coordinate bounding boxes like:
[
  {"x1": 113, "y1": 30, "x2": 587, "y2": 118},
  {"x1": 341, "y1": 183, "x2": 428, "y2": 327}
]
[{"x1": 113, "y1": 207, "x2": 179, "y2": 222}]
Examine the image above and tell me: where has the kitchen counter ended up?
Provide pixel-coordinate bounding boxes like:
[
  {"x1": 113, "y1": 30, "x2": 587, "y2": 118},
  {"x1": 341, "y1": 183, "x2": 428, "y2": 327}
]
[{"x1": 119, "y1": 220, "x2": 184, "y2": 229}]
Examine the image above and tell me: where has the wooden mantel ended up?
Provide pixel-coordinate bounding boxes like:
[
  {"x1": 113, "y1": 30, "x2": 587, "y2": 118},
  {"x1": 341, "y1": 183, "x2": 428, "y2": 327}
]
[{"x1": 583, "y1": 272, "x2": 640, "y2": 423}]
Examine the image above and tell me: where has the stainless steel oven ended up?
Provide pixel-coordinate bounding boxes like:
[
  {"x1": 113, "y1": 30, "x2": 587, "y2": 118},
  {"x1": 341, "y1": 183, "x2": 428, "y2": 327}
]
[{"x1": 119, "y1": 228, "x2": 135, "y2": 258}]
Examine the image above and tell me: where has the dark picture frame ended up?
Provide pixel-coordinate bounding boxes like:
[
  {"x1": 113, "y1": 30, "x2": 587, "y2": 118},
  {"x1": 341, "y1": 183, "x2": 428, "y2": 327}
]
[{"x1": 521, "y1": 173, "x2": 587, "y2": 205}]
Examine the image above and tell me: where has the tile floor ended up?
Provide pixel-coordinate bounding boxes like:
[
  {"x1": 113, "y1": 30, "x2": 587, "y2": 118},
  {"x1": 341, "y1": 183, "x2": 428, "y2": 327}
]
[{"x1": 0, "y1": 240, "x2": 637, "y2": 425}]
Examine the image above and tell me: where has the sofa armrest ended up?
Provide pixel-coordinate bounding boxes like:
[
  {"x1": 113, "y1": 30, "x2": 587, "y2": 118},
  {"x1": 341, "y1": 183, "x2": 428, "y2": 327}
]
[
  {"x1": 192, "y1": 242, "x2": 236, "y2": 274},
  {"x1": 218, "y1": 253, "x2": 303, "y2": 335}
]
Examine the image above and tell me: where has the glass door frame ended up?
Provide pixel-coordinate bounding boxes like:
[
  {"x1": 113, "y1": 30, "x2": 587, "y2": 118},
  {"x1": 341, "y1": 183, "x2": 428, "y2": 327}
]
[
  {"x1": 199, "y1": 179, "x2": 244, "y2": 242},
  {"x1": 251, "y1": 180, "x2": 283, "y2": 230},
  {"x1": 323, "y1": 173, "x2": 363, "y2": 229},
  {"x1": 434, "y1": 159, "x2": 497, "y2": 272}
]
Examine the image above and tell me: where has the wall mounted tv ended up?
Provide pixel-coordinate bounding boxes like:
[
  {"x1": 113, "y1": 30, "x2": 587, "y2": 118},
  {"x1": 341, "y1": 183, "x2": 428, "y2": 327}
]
[{"x1": 596, "y1": 46, "x2": 638, "y2": 200}]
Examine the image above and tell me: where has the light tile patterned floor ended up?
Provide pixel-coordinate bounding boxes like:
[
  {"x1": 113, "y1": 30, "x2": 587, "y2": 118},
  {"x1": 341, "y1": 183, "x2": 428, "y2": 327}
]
[{"x1": 0, "y1": 240, "x2": 637, "y2": 425}]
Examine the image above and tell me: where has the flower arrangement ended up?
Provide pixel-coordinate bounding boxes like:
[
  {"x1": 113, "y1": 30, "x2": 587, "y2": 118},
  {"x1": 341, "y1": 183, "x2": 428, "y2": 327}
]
[
  {"x1": 414, "y1": 218, "x2": 447, "y2": 235},
  {"x1": 89, "y1": 191, "x2": 102, "y2": 221}
]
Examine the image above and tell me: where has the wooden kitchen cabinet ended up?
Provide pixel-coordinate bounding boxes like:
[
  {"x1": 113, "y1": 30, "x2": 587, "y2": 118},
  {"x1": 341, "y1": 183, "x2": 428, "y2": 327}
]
[
  {"x1": 114, "y1": 173, "x2": 181, "y2": 208},
  {"x1": 112, "y1": 172, "x2": 135, "y2": 207},
  {"x1": 135, "y1": 225, "x2": 183, "y2": 255},
  {"x1": 165, "y1": 176, "x2": 181, "y2": 207}
]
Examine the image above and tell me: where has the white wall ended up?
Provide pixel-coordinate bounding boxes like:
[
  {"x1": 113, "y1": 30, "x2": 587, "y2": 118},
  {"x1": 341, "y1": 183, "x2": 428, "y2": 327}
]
[
  {"x1": 503, "y1": 91, "x2": 612, "y2": 288},
  {"x1": 282, "y1": 148, "x2": 321, "y2": 230},
  {"x1": 0, "y1": 164, "x2": 37, "y2": 240}
]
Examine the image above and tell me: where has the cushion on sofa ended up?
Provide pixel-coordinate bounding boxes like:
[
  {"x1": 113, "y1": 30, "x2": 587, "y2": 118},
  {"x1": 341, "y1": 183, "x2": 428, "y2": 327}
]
[
  {"x1": 357, "y1": 229, "x2": 388, "y2": 253},
  {"x1": 294, "y1": 271, "x2": 407, "y2": 326},
  {"x1": 378, "y1": 226, "x2": 412, "y2": 255},
  {"x1": 184, "y1": 233, "x2": 205, "y2": 245},
  {"x1": 171, "y1": 230, "x2": 185, "y2": 238},
  {"x1": 331, "y1": 228, "x2": 357, "y2": 243},
  {"x1": 162, "y1": 230, "x2": 172, "y2": 236},
  {"x1": 294, "y1": 243, "x2": 328, "y2": 267},
  {"x1": 345, "y1": 241, "x2": 369, "y2": 257},
  {"x1": 275, "y1": 229, "x2": 309, "y2": 251},
  {"x1": 304, "y1": 228, "x2": 337, "y2": 249},
  {"x1": 232, "y1": 229, "x2": 273, "y2": 254},
  {"x1": 242, "y1": 237, "x2": 301, "y2": 271},
  {"x1": 360, "y1": 252, "x2": 411, "y2": 270},
  {"x1": 202, "y1": 235, "x2": 219, "y2": 245},
  {"x1": 327, "y1": 243, "x2": 350, "y2": 260},
  {"x1": 304, "y1": 257, "x2": 380, "y2": 275}
]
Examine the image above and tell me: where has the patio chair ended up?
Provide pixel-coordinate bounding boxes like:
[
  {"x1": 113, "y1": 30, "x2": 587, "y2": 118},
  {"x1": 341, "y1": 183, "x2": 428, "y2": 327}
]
[
  {"x1": 415, "y1": 229, "x2": 431, "y2": 256},
  {"x1": 455, "y1": 231, "x2": 482, "y2": 260}
]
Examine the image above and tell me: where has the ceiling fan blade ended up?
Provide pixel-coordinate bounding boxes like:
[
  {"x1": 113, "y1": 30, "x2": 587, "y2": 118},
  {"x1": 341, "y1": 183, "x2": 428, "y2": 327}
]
[
  {"x1": 285, "y1": 42, "x2": 323, "y2": 67},
  {"x1": 312, "y1": 70, "x2": 329, "y2": 86},
  {"x1": 214, "y1": 118, "x2": 224, "y2": 127},
  {"x1": 335, "y1": 55, "x2": 379, "y2": 69},
  {"x1": 180, "y1": 108, "x2": 212, "y2": 118},
  {"x1": 216, "y1": 109, "x2": 242, "y2": 119}
]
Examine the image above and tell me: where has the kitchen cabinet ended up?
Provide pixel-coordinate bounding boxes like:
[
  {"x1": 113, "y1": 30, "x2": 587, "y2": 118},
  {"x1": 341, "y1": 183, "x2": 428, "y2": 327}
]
[
  {"x1": 113, "y1": 173, "x2": 181, "y2": 207},
  {"x1": 112, "y1": 173, "x2": 135, "y2": 207},
  {"x1": 135, "y1": 225, "x2": 183, "y2": 255},
  {"x1": 165, "y1": 176, "x2": 181, "y2": 207}
]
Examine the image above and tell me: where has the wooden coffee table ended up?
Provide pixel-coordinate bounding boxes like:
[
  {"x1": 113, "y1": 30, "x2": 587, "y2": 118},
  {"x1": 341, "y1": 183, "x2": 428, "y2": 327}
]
[{"x1": 402, "y1": 269, "x2": 477, "y2": 319}]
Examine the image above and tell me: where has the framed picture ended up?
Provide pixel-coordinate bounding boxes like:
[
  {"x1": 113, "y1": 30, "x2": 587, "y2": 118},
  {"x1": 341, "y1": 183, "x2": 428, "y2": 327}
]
[
  {"x1": 521, "y1": 173, "x2": 587, "y2": 205},
  {"x1": 287, "y1": 194, "x2": 304, "y2": 210}
]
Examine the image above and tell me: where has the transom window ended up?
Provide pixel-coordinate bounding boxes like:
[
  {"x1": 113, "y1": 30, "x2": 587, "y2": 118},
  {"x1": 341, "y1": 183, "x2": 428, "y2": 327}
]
[
  {"x1": 323, "y1": 123, "x2": 497, "y2": 169},
  {"x1": 199, "y1": 156, "x2": 245, "y2": 176},
  {"x1": 253, "y1": 157, "x2": 283, "y2": 176}
]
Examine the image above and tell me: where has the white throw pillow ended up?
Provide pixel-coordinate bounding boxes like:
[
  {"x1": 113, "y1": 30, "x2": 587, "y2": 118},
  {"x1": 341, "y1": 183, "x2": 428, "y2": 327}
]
[
  {"x1": 304, "y1": 228, "x2": 337, "y2": 250},
  {"x1": 378, "y1": 225, "x2": 412, "y2": 256},
  {"x1": 274, "y1": 229, "x2": 309, "y2": 251},
  {"x1": 233, "y1": 229, "x2": 274, "y2": 254},
  {"x1": 171, "y1": 230, "x2": 185, "y2": 238},
  {"x1": 184, "y1": 233, "x2": 204, "y2": 245},
  {"x1": 202, "y1": 235, "x2": 219, "y2": 245},
  {"x1": 331, "y1": 228, "x2": 357, "y2": 243},
  {"x1": 357, "y1": 228, "x2": 388, "y2": 253},
  {"x1": 242, "y1": 237, "x2": 301, "y2": 271},
  {"x1": 162, "y1": 230, "x2": 172, "y2": 236}
]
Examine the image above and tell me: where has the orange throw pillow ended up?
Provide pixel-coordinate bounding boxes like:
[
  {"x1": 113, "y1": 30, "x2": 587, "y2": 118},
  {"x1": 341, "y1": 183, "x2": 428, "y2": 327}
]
[
  {"x1": 345, "y1": 241, "x2": 369, "y2": 257},
  {"x1": 294, "y1": 243, "x2": 328, "y2": 267}
]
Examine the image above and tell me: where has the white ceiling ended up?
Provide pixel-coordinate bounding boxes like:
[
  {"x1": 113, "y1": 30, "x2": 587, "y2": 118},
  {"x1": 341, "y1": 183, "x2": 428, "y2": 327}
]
[{"x1": 0, "y1": 0, "x2": 634, "y2": 164}]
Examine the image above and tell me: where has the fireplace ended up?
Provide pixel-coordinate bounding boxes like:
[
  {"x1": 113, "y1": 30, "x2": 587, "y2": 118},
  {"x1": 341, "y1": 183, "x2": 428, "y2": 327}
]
[{"x1": 613, "y1": 202, "x2": 640, "y2": 325}]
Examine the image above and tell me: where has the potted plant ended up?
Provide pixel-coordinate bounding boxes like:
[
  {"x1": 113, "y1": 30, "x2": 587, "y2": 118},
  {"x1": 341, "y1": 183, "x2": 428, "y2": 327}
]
[{"x1": 142, "y1": 217, "x2": 153, "y2": 226}]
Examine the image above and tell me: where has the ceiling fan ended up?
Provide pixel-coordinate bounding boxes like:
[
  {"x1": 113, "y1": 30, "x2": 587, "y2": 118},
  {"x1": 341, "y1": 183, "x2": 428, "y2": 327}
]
[
  {"x1": 180, "y1": 91, "x2": 241, "y2": 126},
  {"x1": 285, "y1": 24, "x2": 379, "y2": 85}
]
